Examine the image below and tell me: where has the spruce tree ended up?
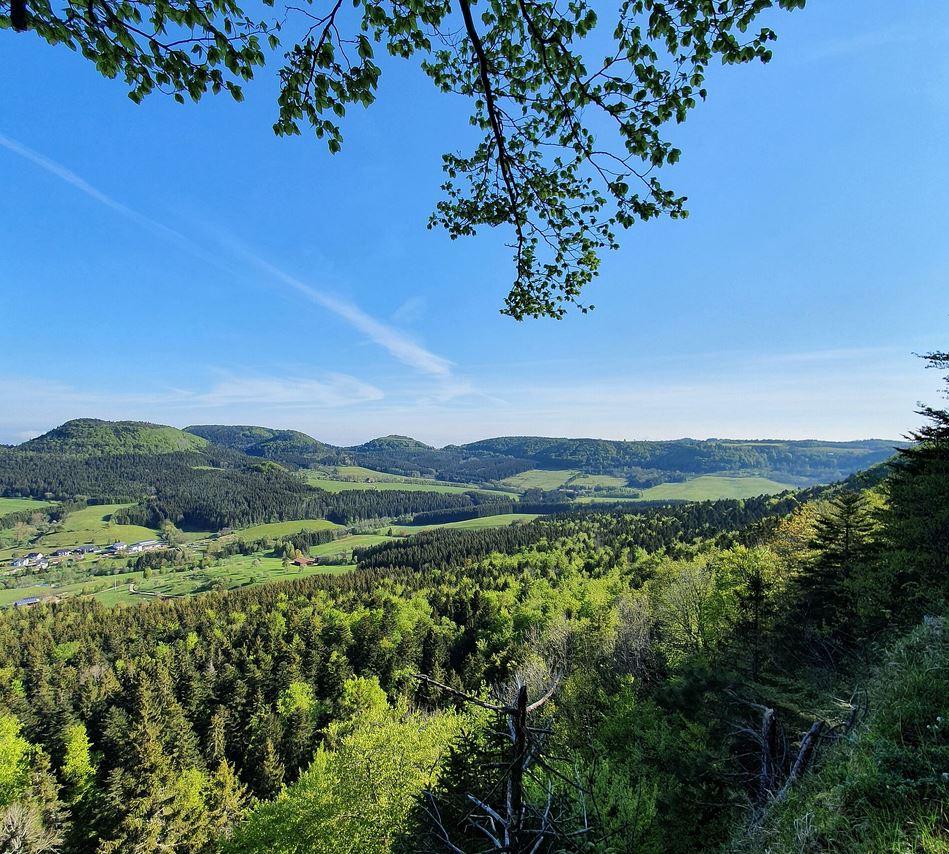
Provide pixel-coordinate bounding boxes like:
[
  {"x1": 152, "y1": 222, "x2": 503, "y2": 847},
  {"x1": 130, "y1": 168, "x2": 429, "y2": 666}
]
[
  {"x1": 796, "y1": 490, "x2": 874, "y2": 639},
  {"x1": 880, "y1": 350, "x2": 949, "y2": 620}
]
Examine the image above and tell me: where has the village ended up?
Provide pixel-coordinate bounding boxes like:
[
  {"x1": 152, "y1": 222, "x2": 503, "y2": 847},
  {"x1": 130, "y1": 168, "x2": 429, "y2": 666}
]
[{"x1": 7, "y1": 538, "x2": 166, "y2": 570}]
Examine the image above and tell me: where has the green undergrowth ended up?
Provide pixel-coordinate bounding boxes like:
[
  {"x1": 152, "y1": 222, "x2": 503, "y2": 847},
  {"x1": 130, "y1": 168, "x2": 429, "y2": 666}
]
[{"x1": 731, "y1": 614, "x2": 949, "y2": 853}]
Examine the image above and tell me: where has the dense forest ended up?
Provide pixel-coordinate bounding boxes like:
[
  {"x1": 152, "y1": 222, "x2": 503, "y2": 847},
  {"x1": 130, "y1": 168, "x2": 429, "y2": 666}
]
[
  {"x1": 0, "y1": 353, "x2": 943, "y2": 852},
  {"x1": 0, "y1": 433, "x2": 499, "y2": 531}
]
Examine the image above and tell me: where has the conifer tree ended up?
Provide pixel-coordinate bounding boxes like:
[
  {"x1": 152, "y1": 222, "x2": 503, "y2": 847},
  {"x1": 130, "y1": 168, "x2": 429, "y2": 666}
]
[
  {"x1": 795, "y1": 490, "x2": 874, "y2": 638},
  {"x1": 880, "y1": 350, "x2": 949, "y2": 619}
]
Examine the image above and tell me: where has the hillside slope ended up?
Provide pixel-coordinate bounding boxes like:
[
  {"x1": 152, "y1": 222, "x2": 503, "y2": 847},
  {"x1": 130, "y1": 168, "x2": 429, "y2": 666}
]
[
  {"x1": 22, "y1": 419, "x2": 208, "y2": 456},
  {"x1": 186, "y1": 425, "x2": 340, "y2": 465}
]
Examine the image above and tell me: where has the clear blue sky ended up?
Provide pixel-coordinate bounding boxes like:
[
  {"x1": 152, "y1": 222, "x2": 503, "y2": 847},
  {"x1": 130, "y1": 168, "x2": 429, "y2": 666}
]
[{"x1": 1, "y1": 1, "x2": 947, "y2": 446}]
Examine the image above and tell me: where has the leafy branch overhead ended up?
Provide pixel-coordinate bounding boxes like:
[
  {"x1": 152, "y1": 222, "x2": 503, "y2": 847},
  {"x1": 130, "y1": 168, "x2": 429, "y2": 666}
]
[{"x1": 3, "y1": 0, "x2": 804, "y2": 317}]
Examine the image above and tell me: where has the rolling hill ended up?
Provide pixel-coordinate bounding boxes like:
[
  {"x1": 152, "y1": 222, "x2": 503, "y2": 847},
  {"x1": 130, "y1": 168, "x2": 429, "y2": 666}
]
[
  {"x1": 185, "y1": 425, "x2": 340, "y2": 466},
  {"x1": 20, "y1": 419, "x2": 208, "y2": 456}
]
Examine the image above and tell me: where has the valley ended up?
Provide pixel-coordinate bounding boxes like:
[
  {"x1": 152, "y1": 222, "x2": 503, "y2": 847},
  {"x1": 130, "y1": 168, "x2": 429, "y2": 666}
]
[{"x1": 0, "y1": 419, "x2": 898, "y2": 610}]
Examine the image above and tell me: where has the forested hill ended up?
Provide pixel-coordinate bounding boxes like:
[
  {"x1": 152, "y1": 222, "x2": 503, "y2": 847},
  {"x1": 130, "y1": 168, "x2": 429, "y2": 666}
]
[
  {"x1": 453, "y1": 436, "x2": 900, "y2": 482},
  {"x1": 19, "y1": 418, "x2": 209, "y2": 456},
  {"x1": 185, "y1": 425, "x2": 341, "y2": 466},
  {"x1": 179, "y1": 423, "x2": 900, "y2": 484}
]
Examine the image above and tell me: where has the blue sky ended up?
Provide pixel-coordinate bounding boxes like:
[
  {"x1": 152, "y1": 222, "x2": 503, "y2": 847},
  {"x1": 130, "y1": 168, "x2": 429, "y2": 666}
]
[{"x1": 1, "y1": 0, "x2": 947, "y2": 446}]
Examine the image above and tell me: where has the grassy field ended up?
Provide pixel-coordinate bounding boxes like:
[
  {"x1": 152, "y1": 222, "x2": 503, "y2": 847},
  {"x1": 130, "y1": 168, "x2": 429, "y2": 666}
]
[
  {"x1": 307, "y1": 534, "x2": 394, "y2": 559},
  {"x1": 0, "y1": 555, "x2": 354, "y2": 608},
  {"x1": 637, "y1": 475, "x2": 796, "y2": 501},
  {"x1": 37, "y1": 504, "x2": 159, "y2": 548},
  {"x1": 387, "y1": 513, "x2": 540, "y2": 534},
  {"x1": 0, "y1": 497, "x2": 56, "y2": 515},
  {"x1": 229, "y1": 519, "x2": 344, "y2": 541},
  {"x1": 567, "y1": 473, "x2": 629, "y2": 489},
  {"x1": 0, "y1": 505, "x2": 160, "y2": 560},
  {"x1": 304, "y1": 467, "x2": 507, "y2": 496},
  {"x1": 500, "y1": 470, "x2": 579, "y2": 490},
  {"x1": 306, "y1": 476, "x2": 483, "y2": 495}
]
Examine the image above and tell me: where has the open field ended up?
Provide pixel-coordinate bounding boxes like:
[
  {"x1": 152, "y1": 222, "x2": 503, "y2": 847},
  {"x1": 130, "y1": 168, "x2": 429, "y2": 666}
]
[
  {"x1": 0, "y1": 505, "x2": 160, "y2": 560},
  {"x1": 637, "y1": 475, "x2": 796, "y2": 501},
  {"x1": 0, "y1": 555, "x2": 354, "y2": 608},
  {"x1": 38, "y1": 504, "x2": 159, "y2": 548},
  {"x1": 0, "y1": 497, "x2": 56, "y2": 515},
  {"x1": 308, "y1": 534, "x2": 393, "y2": 558},
  {"x1": 566, "y1": 473, "x2": 629, "y2": 489},
  {"x1": 500, "y1": 470, "x2": 578, "y2": 490},
  {"x1": 387, "y1": 513, "x2": 540, "y2": 533},
  {"x1": 304, "y1": 467, "x2": 508, "y2": 496},
  {"x1": 229, "y1": 519, "x2": 344, "y2": 541},
  {"x1": 306, "y1": 476, "x2": 483, "y2": 495}
]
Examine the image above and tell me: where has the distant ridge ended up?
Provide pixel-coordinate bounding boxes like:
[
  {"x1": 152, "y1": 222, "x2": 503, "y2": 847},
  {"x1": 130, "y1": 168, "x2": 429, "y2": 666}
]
[
  {"x1": 185, "y1": 425, "x2": 339, "y2": 465},
  {"x1": 13, "y1": 420, "x2": 903, "y2": 487},
  {"x1": 350, "y1": 435, "x2": 436, "y2": 453}
]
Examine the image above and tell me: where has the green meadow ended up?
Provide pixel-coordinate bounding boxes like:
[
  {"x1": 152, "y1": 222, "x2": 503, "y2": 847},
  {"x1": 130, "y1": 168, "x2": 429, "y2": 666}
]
[
  {"x1": 304, "y1": 466, "x2": 508, "y2": 496},
  {"x1": 307, "y1": 534, "x2": 394, "y2": 559},
  {"x1": 387, "y1": 513, "x2": 540, "y2": 534},
  {"x1": 228, "y1": 519, "x2": 344, "y2": 541},
  {"x1": 500, "y1": 469, "x2": 579, "y2": 490},
  {"x1": 0, "y1": 497, "x2": 56, "y2": 515},
  {"x1": 637, "y1": 475, "x2": 796, "y2": 501},
  {"x1": 37, "y1": 504, "x2": 159, "y2": 548},
  {"x1": 0, "y1": 556, "x2": 354, "y2": 608},
  {"x1": 566, "y1": 473, "x2": 629, "y2": 489}
]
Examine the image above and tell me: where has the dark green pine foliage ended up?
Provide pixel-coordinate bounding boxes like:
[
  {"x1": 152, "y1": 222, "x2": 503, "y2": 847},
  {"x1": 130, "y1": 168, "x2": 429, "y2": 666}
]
[
  {"x1": 795, "y1": 490, "x2": 875, "y2": 640},
  {"x1": 879, "y1": 351, "x2": 949, "y2": 620}
]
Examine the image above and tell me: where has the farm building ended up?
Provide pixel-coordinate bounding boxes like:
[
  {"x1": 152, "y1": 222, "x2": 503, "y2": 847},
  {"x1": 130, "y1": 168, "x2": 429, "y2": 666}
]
[
  {"x1": 128, "y1": 540, "x2": 162, "y2": 553},
  {"x1": 13, "y1": 597, "x2": 41, "y2": 608}
]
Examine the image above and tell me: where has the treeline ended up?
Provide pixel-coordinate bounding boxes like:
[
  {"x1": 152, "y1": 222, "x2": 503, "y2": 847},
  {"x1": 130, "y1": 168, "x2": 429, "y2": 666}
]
[
  {"x1": 0, "y1": 499, "x2": 82, "y2": 529},
  {"x1": 0, "y1": 445, "x2": 255, "y2": 502},
  {"x1": 113, "y1": 471, "x2": 479, "y2": 530},
  {"x1": 351, "y1": 447, "x2": 533, "y2": 482},
  {"x1": 360, "y1": 493, "x2": 800, "y2": 572},
  {"x1": 461, "y1": 435, "x2": 899, "y2": 481},
  {"x1": 0, "y1": 445, "x2": 489, "y2": 531}
]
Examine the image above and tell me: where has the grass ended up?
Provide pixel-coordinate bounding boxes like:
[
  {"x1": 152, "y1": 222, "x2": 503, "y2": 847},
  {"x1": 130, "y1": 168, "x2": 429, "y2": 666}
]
[
  {"x1": 0, "y1": 504, "x2": 160, "y2": 560},
  {"x1": 37, "y1": 504, "x2": 159, "y2": 548},
  {"x1": 387, "y1": 513, "x2": 540, "y2": 533},
  {"x1": 304, "y1": 467, "x2": 507, "y2": 496},
  {"x1": 307, "y1": 534, "x2": 394, "y2": 559},
  {"x1": 730, "y1": 617, "x2": 949, "y2": 853},
  {"x1": 0, "y1": 554, "x2": 354, "y2": 608},
  {"x1": 229, "y1": 519, "x2": 344, "y2": 541},
  {"x1": 307, "y1": 476, "x2": 483, "y2": 495},
  {"x1": 637, "y1": 475, "x2": 796, "y2": 501},
  {"x1": 0, "y1": 497, "x2": 56, "y2": 515},
  {"x1": 566, "y1": 473, "x2": 628, "y2": 489},
  {"x1": 500, "y1": 470, "x2": 578, "y2": 490}
]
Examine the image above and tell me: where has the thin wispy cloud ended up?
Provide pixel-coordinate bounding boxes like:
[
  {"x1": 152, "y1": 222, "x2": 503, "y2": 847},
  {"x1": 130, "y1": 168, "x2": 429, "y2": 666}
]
[
  {"x1": 230, "y1": 247, "x2": 453, "y2": 378},
  {"x1": 0, "y1": 132, "x2": 455, "y2": 381},
  {"x1": 0, "y1": 133, "x2": 223, "y2": 269}
]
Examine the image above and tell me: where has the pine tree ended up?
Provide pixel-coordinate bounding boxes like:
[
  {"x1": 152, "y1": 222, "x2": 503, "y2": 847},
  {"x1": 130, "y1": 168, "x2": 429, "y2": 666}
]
[
  {"x1": 206, "y1": 760, "x2": 248, "y2": 843},
  {"x1": 795, "y1": 490, "x2": 874, "y2": 638},
  {"x1": 880, "y1": 350, "x2": 949, "y2": 620}
]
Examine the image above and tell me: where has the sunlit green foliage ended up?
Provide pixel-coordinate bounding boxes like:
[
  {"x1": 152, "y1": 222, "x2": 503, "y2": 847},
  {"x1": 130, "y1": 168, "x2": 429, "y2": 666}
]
[{"x1": 226, "y1": 678, "x2": 465, "y2": 853}]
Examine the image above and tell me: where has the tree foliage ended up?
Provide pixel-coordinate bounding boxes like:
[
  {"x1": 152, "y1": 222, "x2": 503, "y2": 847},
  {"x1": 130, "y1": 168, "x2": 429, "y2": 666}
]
[{"x1": 3, "y1": 0, "x2": 804, "y2": 316}]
